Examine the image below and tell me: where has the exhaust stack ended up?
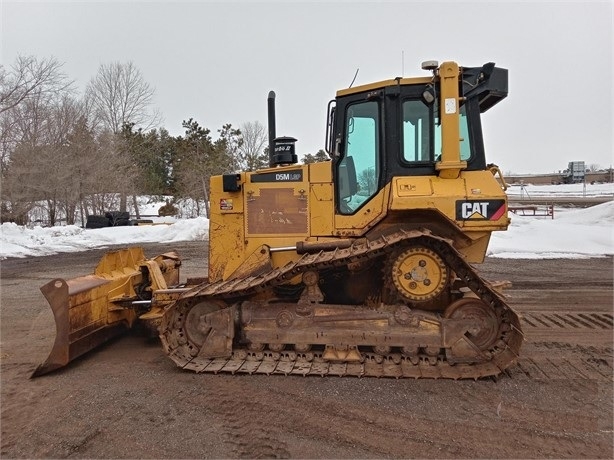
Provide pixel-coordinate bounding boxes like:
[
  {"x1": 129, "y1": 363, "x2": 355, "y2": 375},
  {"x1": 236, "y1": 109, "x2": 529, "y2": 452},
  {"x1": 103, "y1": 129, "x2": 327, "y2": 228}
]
[
  {"x1": 267, "y1": 91, "x2": 298, "y2": 167},
  {"x1": 267, "y1": 91, "x2": 276, "y2": 167}
]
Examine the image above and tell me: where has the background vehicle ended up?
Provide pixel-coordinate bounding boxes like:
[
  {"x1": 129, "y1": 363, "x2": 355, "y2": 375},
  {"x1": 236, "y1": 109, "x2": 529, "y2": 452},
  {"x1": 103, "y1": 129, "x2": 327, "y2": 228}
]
[{"x1": 34, "y1": 60, "x2": 522, "y2": 379}]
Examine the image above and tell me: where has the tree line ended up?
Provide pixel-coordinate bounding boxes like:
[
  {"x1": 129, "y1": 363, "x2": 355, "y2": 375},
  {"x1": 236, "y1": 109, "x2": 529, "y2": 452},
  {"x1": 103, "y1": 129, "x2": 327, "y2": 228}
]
[{"x1": 1, "y1": 56, "x2": 328, "y2": 226}]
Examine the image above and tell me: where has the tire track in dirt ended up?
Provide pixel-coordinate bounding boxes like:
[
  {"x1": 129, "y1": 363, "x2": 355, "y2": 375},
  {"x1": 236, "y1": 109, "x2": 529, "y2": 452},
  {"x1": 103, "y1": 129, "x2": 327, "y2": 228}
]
[
  {"x1": 513, "y1": 308, "x2": 613, "y2": 382},
  {"x1": 198, "y1": 378, "x2": 292, "y2": 458},
  {"x1": 210, "y1": 375, "x2": 611, "y2": 459}
]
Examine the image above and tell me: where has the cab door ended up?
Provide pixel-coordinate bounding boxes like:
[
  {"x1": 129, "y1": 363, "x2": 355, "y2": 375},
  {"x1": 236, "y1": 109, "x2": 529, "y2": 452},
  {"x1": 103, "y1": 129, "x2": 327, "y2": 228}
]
[{"x1": 332, "y1": 93, "x2": 390, "y2": 236}]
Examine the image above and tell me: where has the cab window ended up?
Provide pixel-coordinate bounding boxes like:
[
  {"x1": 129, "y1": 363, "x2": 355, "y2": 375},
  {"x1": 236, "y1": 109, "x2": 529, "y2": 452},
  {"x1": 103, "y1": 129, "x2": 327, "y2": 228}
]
[
  {"x1": 403, "y1": 100, "x2": 471, "y2": 162},
  {"x1": 402, "y1": 100, "x2": 431, "y2": 162},
  {"x1": 434, "y1": 104, "x2": 471, "y2": 161},
  {"x1": 337, "y1": 100, "x2": 380, "y2": 214}
]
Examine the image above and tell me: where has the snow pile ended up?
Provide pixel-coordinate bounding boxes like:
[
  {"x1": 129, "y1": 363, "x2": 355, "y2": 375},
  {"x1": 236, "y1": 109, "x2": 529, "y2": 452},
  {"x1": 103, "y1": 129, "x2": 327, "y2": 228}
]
[
  {"x1": 1, "y1": 217, "x2": 209, "y2": 259},
  {"x1": 487, "y1": 202, "x2": 613, "y2": 259}
]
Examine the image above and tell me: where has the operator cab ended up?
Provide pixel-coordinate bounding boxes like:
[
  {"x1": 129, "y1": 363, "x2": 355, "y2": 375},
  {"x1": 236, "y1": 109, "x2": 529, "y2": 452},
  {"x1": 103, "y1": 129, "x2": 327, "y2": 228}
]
[{"x1": 326, "y1": 62, "x2": 508, "y2": 215}]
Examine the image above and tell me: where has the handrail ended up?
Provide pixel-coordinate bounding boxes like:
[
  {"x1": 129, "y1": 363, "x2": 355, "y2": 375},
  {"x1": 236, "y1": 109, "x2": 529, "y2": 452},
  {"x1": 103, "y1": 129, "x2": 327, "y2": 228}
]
[{"x1": 487, "y1": 163, "x2": 508, "y2": 191}]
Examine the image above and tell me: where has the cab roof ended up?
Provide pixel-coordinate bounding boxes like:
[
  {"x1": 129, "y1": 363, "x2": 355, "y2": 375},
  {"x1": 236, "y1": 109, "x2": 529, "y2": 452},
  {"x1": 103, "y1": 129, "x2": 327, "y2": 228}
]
[{"x1": 336, "y1": 75, "x2": 432, "y2": 97}]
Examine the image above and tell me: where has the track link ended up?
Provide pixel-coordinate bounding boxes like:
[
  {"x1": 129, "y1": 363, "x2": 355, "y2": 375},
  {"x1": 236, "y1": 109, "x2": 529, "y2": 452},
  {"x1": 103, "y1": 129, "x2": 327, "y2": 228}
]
[{"x1": 160, "y1": 230, "x2": 523, "y2": 379}]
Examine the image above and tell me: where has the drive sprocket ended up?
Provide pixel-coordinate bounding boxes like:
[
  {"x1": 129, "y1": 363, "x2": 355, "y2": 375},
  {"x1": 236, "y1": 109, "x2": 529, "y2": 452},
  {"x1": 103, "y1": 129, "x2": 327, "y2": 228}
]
[{"x1": 390, "y1": 246, "x2": 449, "y2": 302}]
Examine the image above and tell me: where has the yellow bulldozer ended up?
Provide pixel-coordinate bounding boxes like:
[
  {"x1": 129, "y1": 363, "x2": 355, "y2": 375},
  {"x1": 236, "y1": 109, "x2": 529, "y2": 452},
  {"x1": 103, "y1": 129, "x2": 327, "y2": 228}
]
[{"x1": 33, "y1": 60, "x2": 523, "y2": 379}]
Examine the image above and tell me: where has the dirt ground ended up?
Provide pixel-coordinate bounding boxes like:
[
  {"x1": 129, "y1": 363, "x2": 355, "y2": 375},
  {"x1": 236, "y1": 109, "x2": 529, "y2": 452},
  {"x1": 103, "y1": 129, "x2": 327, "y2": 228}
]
[{"x1": 1, "y1": 241, "x2": 612, "y2": 459}]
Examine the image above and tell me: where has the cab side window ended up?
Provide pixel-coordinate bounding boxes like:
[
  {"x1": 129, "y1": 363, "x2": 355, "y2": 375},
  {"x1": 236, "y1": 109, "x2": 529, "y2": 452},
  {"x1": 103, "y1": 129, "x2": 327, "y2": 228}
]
[
  {"x1": 403, "y1": 99, "x2": 472, "y2": 162},
  {"x1": 402, "y1": 100, "x2": 431, "y2": 162},
  {"x1": 433, "y1": 104, "x2": 471, "y2": 161}
]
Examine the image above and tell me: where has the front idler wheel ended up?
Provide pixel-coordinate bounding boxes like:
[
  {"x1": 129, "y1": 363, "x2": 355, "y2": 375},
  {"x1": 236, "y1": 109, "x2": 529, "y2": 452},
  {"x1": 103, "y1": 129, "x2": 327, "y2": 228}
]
[
  {"x1": 444, "y1": 298, "x2": 499, "y2": 350},
  {"x1": 166, "y1": 298, "x2": 234, "y2": 359}
]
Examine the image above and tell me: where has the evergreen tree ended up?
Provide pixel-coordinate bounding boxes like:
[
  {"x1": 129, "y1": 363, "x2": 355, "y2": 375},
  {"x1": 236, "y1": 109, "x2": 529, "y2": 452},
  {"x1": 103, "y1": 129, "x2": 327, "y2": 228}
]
[
  {"x1": 174, "y1": 118, "x2": 216, "y2": 218},
  {"x1": 215, "y1": 123, "x2": 242, "y2": 173},
  {"x1": 119, "y1": 123, "x2": 173, "y2": 196},
  {"x1": 302, "y1": 149, "x2": 330, "y2": 164}
]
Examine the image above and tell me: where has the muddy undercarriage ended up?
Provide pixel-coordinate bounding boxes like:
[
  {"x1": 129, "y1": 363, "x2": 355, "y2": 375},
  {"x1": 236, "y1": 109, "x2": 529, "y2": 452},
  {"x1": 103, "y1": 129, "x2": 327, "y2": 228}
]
[{"x1": 160, "y1": 231, "x2": 523, "y2": 379}]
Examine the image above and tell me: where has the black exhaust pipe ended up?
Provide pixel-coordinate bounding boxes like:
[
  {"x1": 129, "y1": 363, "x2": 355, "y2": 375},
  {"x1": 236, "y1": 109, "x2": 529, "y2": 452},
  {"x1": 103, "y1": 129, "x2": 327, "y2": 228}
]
[
  {"x1": 267, "y1": 90, "x2": 298, "y2": 167},
  {"x1": 267, "y1": 91, "x2": 276, "y2": 167}
]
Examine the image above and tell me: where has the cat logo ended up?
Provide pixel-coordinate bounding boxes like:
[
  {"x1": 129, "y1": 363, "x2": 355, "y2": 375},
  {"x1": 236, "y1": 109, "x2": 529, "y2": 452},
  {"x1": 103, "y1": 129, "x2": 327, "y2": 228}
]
[{"x1": 455, "y1": 199, "x2": 506, "y2": 221}]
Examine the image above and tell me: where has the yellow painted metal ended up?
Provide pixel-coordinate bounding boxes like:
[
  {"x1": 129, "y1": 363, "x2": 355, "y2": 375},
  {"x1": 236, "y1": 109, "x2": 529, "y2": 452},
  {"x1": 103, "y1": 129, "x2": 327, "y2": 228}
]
[
  {"x1": 208, "y1": 174, "x2": 246, "y2": 282},
  {"x1": 207, "y1": 60, "x2": 506, "y2": 282},
  {"x1": 32, "y1": 248, "x2": 181, "y2": 377},
  {"x1": 457, "y1": 232, "x2": 492, "y2": 263},
  {"x1": 308, "y1": 160, "x2": 333, "y2": 182},
  {"x1": 210, "y1": 213, "x2": 246, "y2": 283},
  {"x1": 242, "y1": 171, "x2": 309, "y2": 236},
  {"x1": 336, "y1": 76, "x2": 431, "y2": 97},
  {"x1": 209, "y1": 162, "x2": 339, "y2": 281},
  {"x1": 394, "y1": 176, "x2": 434, "y2": 197},
  {"x1": 226, "y1": 245, "x2": 272, "y2": 281},
  {"x1": 391, "y1": 171, "x2": 509, "y2": 230},
  {"x1": 309, "y1": 183, "x2": 334, "y2": 235},
  {"x1": 333, "y1": 184, "x2": 391, "y2": 237},
  {"x1": 391, "y1": 247, "x2": 449, "y2": 301},
  {"x1": 436, "y1": 61, "x2": 467, "y2": 179},
  {"x1": 308, "y1": 162, "x2": 334, "y2": 236},
  {"x1": 388, "y1": 168, "x2": 508, "y2": 263}
]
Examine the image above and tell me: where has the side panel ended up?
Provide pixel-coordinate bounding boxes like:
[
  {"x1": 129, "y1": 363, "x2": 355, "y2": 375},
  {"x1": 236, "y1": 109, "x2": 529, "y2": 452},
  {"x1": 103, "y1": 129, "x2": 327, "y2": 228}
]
[
  {"x1": 388, "y1": 170, "x2": 509, "y2": 262},
  {"x1": 208, "y1": 175, "x2": 246, "y2": 282},
  {"x1": 245, "y1": 167, "x2": 309, "y2": 237},
  {"x1": 210, "y1": 162, "x2": 338, "y2": 282},
  {"x1": 308, "y1": 161, "x2": 335, "y2": 236},
  {"x1": 333, "y1": 185, "x2": 390, "y2": 237},
  {"x1": 246, "y1": 187, "x2": 308, "y2": 235},
  {"x1": 390, "y1": 170, "x2": 509, "y2": 231}
]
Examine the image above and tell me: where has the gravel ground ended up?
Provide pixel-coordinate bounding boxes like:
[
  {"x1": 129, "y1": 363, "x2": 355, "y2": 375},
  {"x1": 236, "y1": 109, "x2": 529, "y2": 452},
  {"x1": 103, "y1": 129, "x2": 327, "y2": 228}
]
[{"x1": 1, "y1": 241, "x2": 612, "y2": 459}]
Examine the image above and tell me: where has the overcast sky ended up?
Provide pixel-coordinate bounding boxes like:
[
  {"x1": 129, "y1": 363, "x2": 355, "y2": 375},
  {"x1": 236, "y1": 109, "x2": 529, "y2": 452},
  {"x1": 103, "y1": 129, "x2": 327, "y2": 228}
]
[{"x1": 2, "y1": 0, "x2": 612, "y2": 174}]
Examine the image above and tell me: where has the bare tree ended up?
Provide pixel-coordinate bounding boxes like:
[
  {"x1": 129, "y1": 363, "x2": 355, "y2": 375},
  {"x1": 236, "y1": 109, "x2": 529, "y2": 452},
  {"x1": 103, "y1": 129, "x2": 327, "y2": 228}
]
[
  {"x1": 0, "y1": 55, "x2": 71, "y2": 115},
  {"x1": 0, "y1": 56, "x2": 76, "y2": 225},
  {"x1": 1, "y1": 95, "x2": 96, "y2": 226},
  {"x1": 0, "y1": 56, "x2": 72, "y2": 173},
  {"x1": 588, "y1": 163, "x2": 601, "y2": 172},
  {"x1": 36, "y1": 96, "x2": 83, "y2": 225},
  {"x1": 239, "y1": 121, "x2": 268, "y2": 171},
  {"x1": 85, "y1": 62, "x2": 161, "y2": 212},
  {"x1": 85, "y1": 61, "x2": 161, "y2": 134}
]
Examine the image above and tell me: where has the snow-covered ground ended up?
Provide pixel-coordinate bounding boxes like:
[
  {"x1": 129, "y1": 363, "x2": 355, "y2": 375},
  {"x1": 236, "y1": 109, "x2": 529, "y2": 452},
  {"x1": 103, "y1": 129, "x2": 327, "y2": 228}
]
[
  {"x1": 1, "y1": 183, "x2": 612, "y2": 260},
  {"x1": 0, "y1": 217, "x2": 210, "y2": 260},
  {"x1": 489, "y1": 201, "x2": 612, "y2": 258}
]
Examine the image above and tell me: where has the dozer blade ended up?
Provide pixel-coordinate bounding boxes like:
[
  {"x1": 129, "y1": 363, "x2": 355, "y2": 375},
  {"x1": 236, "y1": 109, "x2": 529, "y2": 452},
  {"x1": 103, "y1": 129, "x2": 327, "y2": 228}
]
[
  {"x1": 31, "y1": 276, "x2": 133, "y2": 377},
  {"x1": 32, "y1": 247, "x2": 180, "y2": 378}
]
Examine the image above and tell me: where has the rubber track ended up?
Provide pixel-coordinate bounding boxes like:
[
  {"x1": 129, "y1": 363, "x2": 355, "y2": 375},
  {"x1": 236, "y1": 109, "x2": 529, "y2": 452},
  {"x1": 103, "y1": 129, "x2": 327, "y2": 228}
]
[{"x1": 160, "y1": 230, "x2": 524, "y2": 379}]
